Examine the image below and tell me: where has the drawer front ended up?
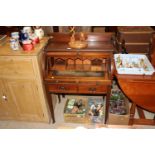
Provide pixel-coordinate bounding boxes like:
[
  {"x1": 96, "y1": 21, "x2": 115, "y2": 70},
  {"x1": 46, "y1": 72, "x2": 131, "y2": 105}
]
[
  {"x1": 0, "y1": 57, "x2": 35, "y2": 78},
  {"x1": 125, "y1": 44, "x2": 150, "y2": 54},
  {"x1": 118, "y1": 33, "x2": 153, "y2": 43},
  {"x1": 78, "y1": 84, "x2": 107, "y2": 94},
  {"x1": 116, "y1": 42, "x2": 150, "y2": 54},
  {"x1": 47, "y1": 83, "x2": 77, "y2": 93}
]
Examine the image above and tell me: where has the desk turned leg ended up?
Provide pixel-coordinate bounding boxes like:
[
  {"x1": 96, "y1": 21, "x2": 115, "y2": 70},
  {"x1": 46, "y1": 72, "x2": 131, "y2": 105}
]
[
  {"x1": 58, "y1": 94, "x2": 66, "y2": 103},
  {"x1": 58, "y1": 94, "x2": 61, "y2": 103},
  {"x1": 48, "y1": 93, "x2": 55, "y2": 123},
  {"x1": 129, "y1": 102, "x2": 136, "y2": 125},
  {"x1": 105, "y1": 85, "x2": 111, "y2": 124}
]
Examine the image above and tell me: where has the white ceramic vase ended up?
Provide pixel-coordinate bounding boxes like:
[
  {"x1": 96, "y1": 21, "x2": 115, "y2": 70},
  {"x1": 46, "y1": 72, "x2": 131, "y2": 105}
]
[{"x1": 34, "y1": 27, "x2": 44, "y2": 40}]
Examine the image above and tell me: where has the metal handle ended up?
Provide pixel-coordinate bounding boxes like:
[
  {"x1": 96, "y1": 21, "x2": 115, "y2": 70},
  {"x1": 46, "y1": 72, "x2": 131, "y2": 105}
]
[
  {"x1": 59, "y1": 86, "x2": 66, "y2": 90},
  {"x1": 88, "y1": 87, "x2": 96, "y2": 92}
]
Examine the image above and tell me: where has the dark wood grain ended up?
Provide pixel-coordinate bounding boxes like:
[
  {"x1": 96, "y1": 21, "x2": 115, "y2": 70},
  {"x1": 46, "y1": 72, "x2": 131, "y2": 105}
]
[
  {"x1": 116, "y1": 26, "x2": 154, "y2": 54},
  {"x1": 151, "y1": 34, "x2": 155, "y2": 67}
]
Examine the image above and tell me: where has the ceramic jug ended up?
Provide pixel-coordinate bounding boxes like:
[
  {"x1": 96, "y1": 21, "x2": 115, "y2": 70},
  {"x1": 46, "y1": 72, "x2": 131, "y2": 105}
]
[
  {"x1": 23, "y1": 26, "x2": 33, "y2": 38},
  {"x1": 33, "y1": 26, "x2": 44, "y2": 40}
]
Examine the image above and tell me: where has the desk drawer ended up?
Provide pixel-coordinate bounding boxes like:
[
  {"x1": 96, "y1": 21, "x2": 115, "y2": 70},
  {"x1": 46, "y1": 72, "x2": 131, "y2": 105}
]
[
  {"x1": 47, "y1": 83, "x2": 77, "y2": 93},
  {"x1": 78, "y1": 84, "x2": 107, "y2": 94},
  {"x1": 116, "y1": 41, "x2": 150, "y2": 54}
]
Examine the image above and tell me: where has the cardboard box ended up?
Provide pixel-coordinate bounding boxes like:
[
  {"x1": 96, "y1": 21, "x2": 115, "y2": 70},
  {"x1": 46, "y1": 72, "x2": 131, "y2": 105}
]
[
  {"x1": 108, "y1": 113, "x2": 129, "y2": 125},
  {"x1": 64, "y1": 96, "x2": 88, "y2": 124},
  {"x1": 87, "y1": 96, "x2": 106, "y2": 124},
  {"x1": 108, "y1": 98, "x2": 130, "y2": 125},
  {"x1": 64, "y1": 96, "x2": 106, "y2": 124}
]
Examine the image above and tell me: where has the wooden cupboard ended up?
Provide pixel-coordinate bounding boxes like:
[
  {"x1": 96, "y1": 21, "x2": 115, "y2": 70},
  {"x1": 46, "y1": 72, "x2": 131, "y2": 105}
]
[{"x1": 0, "y1": 38, "x2": 50, "y2": 122}]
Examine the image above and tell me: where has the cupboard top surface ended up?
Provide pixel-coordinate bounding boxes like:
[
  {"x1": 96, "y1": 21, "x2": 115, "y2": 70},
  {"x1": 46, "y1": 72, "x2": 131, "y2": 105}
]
[{"x1": 0, "y1": 37, "x2": 49, "y2": 56}]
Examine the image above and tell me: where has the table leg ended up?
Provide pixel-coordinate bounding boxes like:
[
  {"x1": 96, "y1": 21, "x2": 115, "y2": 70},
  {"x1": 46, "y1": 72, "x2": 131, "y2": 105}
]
[
  {"x1": 129, "y1": 102, "x2": 136, "y2": 125},
  {"x1": 137, "y1": 106, "x2": 145, "y2": 119}
]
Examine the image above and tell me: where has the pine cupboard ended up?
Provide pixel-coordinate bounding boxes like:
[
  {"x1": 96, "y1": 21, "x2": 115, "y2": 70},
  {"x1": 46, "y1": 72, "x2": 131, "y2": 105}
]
[{"x1": 0, "y1": 37, "x2": 51, "y2": 122}]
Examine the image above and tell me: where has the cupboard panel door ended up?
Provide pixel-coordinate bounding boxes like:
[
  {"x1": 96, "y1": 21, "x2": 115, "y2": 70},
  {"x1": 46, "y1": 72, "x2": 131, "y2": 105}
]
[
  {"x1": 0, "y1": 79, "x2": 18, "y2": 119},
  {"x1": 0, "y1": 57, "x2": 35, "y2": 78},
  {"x1": 0, "y1": 79, "x2": 9, "y2": 118},
  {"x1": 5, "y1": 79, "x2": 45, "y2": 121}
]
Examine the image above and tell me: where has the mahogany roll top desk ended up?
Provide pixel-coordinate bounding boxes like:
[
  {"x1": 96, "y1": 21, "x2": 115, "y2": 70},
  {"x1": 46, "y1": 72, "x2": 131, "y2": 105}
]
[{"x1": 43, "y1": 33, "x2": 115, "y2": 123}]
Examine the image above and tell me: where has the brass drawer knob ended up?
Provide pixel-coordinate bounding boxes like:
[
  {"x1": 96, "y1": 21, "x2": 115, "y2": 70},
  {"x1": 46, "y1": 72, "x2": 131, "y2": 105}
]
[
  {"x1": 88, "y1": 88, "x2": 96, "y2": 92},
  {"x1": 59, "y1": 86, "x2": 66, "y2": 90}
]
